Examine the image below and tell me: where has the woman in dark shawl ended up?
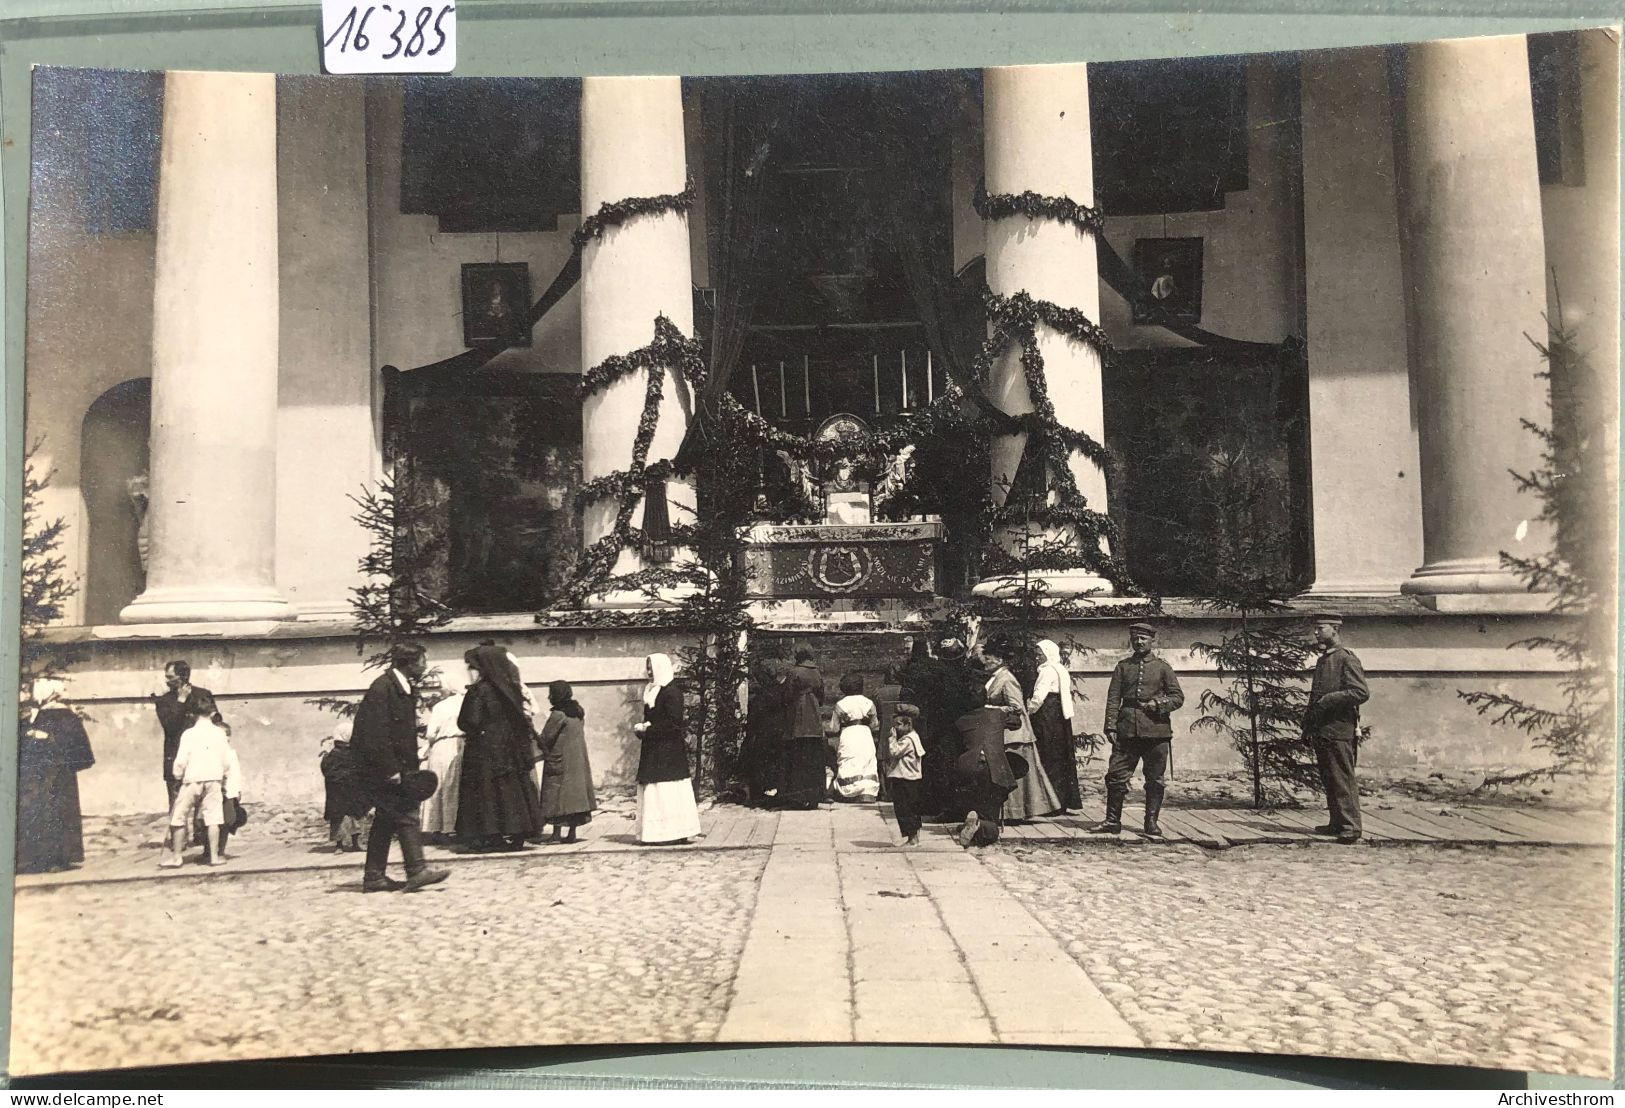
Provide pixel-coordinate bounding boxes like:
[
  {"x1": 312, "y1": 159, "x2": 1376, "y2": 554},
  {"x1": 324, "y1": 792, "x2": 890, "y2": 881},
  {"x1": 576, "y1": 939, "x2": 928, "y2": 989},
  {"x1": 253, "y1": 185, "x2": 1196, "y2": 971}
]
[
  {"x1": 17, "y1": 678, "x2": 95, "y2": 874},
  {"x1": 538, "y1": 680, "x2": 597, "y2": 843},
  {"x1": 744, "y1": 660, "x2": 792, "y2": 807},
  {"x1": 456, "y1": 645, "x2": 543, "y2": 851},
  {"x1": 634, "y1": 652, "x2": 702, "y2": 844},
  {"x1": 778, "y1": 652, "x2": 828, "y2": 811}
]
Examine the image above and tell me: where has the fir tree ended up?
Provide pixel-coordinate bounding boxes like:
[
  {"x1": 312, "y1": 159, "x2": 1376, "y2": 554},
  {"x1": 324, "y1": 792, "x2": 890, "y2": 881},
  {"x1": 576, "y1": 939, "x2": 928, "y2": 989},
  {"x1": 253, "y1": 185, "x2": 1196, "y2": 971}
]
[
  {"x1": 1190, "y1": 439, "x2": 1319, "y2": 807},
  {"x1": 1459, "y1": 313, "x2": 1614, "y2": 784},
  {"x1": 19, "y1": 439, "x2": 85, "y2": 712},
  {"x1": 309, "y1": 475, "x2": 452, "y2": 717}
]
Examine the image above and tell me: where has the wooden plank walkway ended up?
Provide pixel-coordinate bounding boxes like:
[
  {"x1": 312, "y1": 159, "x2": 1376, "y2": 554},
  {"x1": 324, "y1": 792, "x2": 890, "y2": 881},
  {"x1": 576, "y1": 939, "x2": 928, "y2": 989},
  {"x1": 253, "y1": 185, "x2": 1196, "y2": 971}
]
[{"x1": 950, "y1": 802, "x2": 1613, "y2": 850}]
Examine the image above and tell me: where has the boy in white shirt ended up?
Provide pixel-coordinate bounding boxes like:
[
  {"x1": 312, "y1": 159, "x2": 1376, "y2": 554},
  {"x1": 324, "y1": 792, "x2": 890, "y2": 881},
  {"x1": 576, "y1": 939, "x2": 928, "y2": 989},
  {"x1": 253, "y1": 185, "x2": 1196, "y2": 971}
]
[
  {"x1": 886, "y1": 704, "x2": 927, "y2": 846},
  {"x1": 160, "y1": 691, "x2": 241, "y2": 868}
]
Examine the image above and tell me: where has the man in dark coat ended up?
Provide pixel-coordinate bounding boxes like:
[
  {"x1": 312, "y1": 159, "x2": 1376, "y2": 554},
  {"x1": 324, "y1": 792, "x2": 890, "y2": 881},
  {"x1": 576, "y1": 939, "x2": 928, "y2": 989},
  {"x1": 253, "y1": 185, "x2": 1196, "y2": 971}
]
[
  {"x1": 351, "y1": 643, "x2": 449, "y2": 893},
  {"x1": 1093, "y1": 622, "x2": 1185, "y2": 837},
  {"x1": 924, "y1": 638, "x2": 983, "y2": 821},
  {"x1": 786, "y1": 648, "x2": 825, "y2": 742},
  {"x1": 1303, "y1": 613, "x2": 1370, "y2": 844},
  {"x1": 153, "y1": 660, "x2": 211, "y2": 810},
  {"x1": 951, "y1": 699, "x2": 1020, "y2": 848}
]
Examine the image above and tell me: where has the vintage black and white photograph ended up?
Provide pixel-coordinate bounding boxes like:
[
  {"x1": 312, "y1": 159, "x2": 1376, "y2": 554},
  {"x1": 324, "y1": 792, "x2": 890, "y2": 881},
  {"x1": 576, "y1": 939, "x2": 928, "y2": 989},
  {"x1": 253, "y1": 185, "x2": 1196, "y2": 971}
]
[{"x1": 13, "y1": 29, "x2": 1619, "y2": 1078}]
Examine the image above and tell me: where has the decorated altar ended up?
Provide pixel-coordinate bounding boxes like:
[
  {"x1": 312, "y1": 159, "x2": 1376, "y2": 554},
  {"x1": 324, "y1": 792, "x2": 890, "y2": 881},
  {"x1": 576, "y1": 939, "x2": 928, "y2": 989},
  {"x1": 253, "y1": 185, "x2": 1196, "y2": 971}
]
[{"x1": 741, "y1": 521, "x2": 942, "y2": 599}]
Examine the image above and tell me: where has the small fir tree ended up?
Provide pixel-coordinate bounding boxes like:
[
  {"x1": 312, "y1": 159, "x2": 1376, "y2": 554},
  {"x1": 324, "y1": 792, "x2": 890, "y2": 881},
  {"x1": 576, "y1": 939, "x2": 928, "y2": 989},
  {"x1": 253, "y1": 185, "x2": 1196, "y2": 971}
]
[
  {"x1": 1459, "y1": 313, "x2": 1615, "y2": 784},
  {"x1": 19, "y1": 439, "x2": 85, "y2": 712},
  {"x1": 1190, "y1": 440, "x2": 1319, "y2": 807},
  {"x1": 309, "y1": 475, "x2": 452, "y2": 717}
]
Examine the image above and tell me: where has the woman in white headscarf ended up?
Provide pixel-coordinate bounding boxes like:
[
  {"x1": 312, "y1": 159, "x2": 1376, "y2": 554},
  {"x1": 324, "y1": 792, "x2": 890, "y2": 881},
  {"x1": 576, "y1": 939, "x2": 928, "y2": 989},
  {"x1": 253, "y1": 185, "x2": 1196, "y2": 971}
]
[
  {"x1": 1028, "y1": 639, "x2": 1082, "y2": 813},
  {"x1": 632, "y1": 653, "x2": 702, "y2": 845},
  {"x1": 18, "y1": 677, "x2": 95, "y2": 874}
]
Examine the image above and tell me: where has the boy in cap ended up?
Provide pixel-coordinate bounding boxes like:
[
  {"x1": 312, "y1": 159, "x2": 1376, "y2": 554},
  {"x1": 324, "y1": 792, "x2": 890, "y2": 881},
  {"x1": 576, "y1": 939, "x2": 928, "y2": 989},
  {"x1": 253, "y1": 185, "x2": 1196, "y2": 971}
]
[
  {"x1": 1303, "y1": 613, "x2": 1369, "y2": 844},
  {"x1": 1093, "y1": 622, "x2": 1184, "y2": 836},
  {"x1": 886, "y1": 703, "x2": 927, "y2": 845}
]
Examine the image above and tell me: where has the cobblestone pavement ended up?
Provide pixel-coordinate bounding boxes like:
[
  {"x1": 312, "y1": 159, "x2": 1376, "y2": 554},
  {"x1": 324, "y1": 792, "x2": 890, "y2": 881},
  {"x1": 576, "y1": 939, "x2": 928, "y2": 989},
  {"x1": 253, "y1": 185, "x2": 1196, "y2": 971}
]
[
  {"x1": 11, "y1": 803, "x2": 1614, "y2": 1079},
  {"x1": 11, "y1": 849, "x2": 768, "y2": 1076},
  {"x1": 981, "y1": 843, "x2": 1615, "y2": 1078}
]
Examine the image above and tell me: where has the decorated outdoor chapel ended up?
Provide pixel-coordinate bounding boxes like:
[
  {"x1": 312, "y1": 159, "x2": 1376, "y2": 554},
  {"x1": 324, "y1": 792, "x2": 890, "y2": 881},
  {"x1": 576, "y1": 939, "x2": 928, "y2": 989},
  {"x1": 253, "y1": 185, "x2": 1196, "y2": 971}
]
[{"x1": 25, "y1": 34, "x2": 1618, "y2": 814}]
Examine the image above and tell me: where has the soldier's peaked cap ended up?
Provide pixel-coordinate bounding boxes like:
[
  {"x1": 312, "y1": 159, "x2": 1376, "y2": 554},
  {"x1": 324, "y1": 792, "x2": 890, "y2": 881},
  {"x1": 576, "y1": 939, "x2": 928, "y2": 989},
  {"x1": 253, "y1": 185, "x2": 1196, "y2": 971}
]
[
  {"x1": 1127, "y1": 622, "x2": 1157, "y2": 635},
  {"x1": 1310, "y1": 612, "x2": 1344, "y2": 625}
]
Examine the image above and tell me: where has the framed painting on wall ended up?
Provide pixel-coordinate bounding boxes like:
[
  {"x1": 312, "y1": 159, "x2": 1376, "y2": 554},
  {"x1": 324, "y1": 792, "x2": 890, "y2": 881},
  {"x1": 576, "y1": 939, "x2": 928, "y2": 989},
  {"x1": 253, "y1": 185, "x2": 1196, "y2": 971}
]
[
  {"x1": 461, "y1": 261, "x2": 532, "y2": 346},
  {"x1": 1132, "y1": 236, "x2": 1204, "y2": 324}
]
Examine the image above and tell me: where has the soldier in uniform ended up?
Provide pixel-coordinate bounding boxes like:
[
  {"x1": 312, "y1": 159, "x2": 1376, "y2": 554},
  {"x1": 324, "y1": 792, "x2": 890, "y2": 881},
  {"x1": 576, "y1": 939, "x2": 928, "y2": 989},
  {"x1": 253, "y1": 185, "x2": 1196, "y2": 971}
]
[
  {"x1": 1302, "y1": 612, "x2": 1369, "y2": 844},
  {"x1": 1092, "y1": 622, "x2": 1184, "y2": 837}
]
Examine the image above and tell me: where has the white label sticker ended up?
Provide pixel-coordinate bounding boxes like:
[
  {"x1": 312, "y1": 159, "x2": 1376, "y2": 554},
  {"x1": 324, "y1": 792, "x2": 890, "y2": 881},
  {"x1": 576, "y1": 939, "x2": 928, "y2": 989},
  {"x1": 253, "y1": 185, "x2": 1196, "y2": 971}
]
[{"x1": 322, "y1": 0, "x2": 456, "y2": 74}]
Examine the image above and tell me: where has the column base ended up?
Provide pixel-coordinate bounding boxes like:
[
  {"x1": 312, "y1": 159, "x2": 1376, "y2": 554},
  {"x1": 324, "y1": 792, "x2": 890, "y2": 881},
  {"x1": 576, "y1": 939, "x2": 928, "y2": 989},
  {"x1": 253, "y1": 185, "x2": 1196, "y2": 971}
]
[
  {"x1": 1302, "y1": 578, "x2": 1408, "y2": 598},
  {"x1": 972, "y1": 571, "x2": 1121, "y2": 602},
  {"x1": 119, "y1": 585, "x2": 296, "y2": 624},
  {"x1": 1400, "y1": 559, "x2": 1553, "y2": 613}
]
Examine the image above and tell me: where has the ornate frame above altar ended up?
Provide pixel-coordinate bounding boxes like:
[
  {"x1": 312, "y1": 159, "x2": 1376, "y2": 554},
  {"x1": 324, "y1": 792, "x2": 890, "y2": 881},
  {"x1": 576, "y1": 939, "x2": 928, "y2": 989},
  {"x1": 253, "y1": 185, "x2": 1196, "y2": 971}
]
[{"x1": 740, "y1": 521, "x2": 943, "y2": 599}]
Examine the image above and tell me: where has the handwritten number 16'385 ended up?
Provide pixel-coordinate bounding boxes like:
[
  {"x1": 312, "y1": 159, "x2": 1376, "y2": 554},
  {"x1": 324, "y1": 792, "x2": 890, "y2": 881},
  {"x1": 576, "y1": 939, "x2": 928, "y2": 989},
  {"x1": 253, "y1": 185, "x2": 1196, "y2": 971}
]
[{"x1": 325, "y1": 4, "x2": 454, "y2": 59}]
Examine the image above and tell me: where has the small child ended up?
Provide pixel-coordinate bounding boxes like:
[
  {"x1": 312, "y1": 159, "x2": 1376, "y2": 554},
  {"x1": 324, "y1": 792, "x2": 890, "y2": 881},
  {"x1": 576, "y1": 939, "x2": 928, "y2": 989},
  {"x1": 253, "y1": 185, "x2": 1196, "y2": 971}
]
[
  {"x1": 886, "y1": 703, "x2": 927, "y2": 845},
  {"x1": 160, "y1": 692, "x2": 240, "y2": 868}
]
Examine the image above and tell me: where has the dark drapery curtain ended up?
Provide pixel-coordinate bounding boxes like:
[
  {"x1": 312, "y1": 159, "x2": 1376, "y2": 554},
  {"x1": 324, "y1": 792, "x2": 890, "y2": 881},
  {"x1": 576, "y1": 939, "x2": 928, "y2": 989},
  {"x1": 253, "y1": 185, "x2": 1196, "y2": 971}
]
[
  {"x1": 864, "y1": 72, "x2": 984, "y2": 394},
  {"x1": 700, "y1": 78, "x2": 781, "y2": 402}
]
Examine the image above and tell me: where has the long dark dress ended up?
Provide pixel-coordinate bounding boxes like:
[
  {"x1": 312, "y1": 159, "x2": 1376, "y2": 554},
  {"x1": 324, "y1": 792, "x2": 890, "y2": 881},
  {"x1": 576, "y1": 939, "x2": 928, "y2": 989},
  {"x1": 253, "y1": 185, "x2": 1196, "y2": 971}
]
[
  {"x1": 744, "y1": 677, "x2": 790, "y2": 807},
  {"x1": 17, "y1": 707, "x2": 94, "y2": 874},
  {"x1": 1031, "y1": 692, "x2": 1082, "y2": 811},
  {"x1": 456, "y1": 682, "x2": 543, "y2": 840},
  {"x1": 538, "y1": 710, "x2": 596, "y2": 826}
]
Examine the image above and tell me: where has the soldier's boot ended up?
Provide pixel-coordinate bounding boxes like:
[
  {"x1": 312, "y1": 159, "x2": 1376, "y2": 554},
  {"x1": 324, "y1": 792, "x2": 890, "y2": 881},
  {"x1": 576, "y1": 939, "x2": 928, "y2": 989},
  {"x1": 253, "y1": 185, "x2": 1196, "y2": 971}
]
[
  {"x1": 1089, "y1": 786, "x2": 1125, "y2": 833},
  {"x1": 1143, "y1": 785, "x2": 1165, "y2": 838}
]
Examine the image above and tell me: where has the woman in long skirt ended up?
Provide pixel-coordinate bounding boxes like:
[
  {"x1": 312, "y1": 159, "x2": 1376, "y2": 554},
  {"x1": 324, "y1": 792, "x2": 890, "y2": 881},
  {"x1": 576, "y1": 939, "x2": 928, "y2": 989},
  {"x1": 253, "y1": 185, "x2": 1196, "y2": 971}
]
[
  {"x1": 17, "y1": 678, "x2": 94, "y2": 875},
  {"x1": 456, "y1": 645, "x2": 543, "y2": 851},
  {"x1": 419, "y1": 687, "x2": 466, "y2": 842},
  {"x1": 634, "y1": 653, "x2": 702, "y2": 844},
  {"x1": 980, "y1": 636, "x2": 1062, "y2": 822},
  {"x1": 538, "y1": 680, "x2": 597, "y2": 843},
  {"x1": 830, "y1": 672, "x2": 880, "y2": 802},
  {"x1": 1028, "y1": 639, "x2": 1082, "y2": 813}
]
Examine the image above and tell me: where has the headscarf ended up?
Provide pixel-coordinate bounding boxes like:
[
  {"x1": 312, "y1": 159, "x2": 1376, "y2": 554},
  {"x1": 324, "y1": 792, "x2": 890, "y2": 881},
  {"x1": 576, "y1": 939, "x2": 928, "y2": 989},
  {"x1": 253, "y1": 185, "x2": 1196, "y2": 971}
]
[
  {"x1": 1037, "y1": 639, "x2": 1074, "y2": 721},
  {"x1": 549, "y1": 679, "x2": 585, "y2": 720},
  {"x1": 30, "y1": 677, "x2": 65, "y2": 709},
  {"x1": 467, "y1": 644, "x2": 529, "y2": 722},
  {"x1": 644, "y1": 652, "x2": 675, "y2": 708}
]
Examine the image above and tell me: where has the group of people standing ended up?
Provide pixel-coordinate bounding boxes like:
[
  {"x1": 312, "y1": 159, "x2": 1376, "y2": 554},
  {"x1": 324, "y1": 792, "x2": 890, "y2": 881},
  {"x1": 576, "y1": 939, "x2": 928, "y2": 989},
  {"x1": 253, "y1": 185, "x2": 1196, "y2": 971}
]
[
  {"x1": 739, "y1": 613, "x2": 1370, "y2": 848},
  {"x1": 741, "y1": 633, "x2": 1092, "y2": 845},
  {"x1": 341, "y1": 645, "x2": 702, "y2": 892}
]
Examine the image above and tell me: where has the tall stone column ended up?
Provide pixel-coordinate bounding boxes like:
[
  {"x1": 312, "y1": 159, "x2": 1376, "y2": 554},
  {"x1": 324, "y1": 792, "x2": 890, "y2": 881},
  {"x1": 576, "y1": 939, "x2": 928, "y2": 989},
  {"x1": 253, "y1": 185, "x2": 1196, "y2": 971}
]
[
  {"x1": 1396, "y1": 36, "x2": 1552, "y2": 609},
  {"x1": 1300, "y1": 48, "x2": 1424, "y2": 596},
  {"x1": 977, "y1": 63, "x2": 1113, "y2": 598},
  {"x1": 578, "y1": 76, "x2": 696, "y2": 607},
  {"x1": 120, "y1": 71, "x2": 293, "y2": 624}
]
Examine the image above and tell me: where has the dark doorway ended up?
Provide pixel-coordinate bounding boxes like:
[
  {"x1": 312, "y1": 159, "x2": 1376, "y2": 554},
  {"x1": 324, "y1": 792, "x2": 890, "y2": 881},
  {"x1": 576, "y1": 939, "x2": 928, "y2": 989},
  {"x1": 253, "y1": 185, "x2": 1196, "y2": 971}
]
[{"x1": 81, "y1": 378, "x2": 151, "y2": 625}]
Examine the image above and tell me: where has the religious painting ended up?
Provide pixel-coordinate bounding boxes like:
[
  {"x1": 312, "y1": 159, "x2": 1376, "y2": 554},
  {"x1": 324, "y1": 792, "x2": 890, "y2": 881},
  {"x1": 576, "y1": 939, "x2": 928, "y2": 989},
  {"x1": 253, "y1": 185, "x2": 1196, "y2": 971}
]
[
  {"x1": 10, "y1": 23, "x2": 1619, "y2": 1087},
  {"x1": 460, "y1": 261, "x2": 532, "y2": 346},
  {"x1": 1131, "y1": 236, "x2": 1204, "y2": 323}
]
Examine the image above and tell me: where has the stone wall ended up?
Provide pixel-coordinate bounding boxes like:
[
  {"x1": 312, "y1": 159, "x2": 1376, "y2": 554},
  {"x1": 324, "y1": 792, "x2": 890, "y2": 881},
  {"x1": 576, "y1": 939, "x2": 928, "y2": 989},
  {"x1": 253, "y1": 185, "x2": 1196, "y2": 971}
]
[{"x1": 45, "y1": 607, "x2": 1578, "y2": 817}]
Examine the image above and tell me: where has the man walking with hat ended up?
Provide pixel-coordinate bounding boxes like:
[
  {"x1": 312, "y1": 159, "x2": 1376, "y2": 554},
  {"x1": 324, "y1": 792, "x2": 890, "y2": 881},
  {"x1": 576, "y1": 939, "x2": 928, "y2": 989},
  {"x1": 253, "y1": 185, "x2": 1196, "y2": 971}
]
[
  {"x1": 1093, "y1": 622, "x2": 1184, "y2": 837},
  {"x1": 1303, "y1": 612, "x2": 1369, "y2": 844},
  {"x1": 351, "y1": 642, "x2": 450, "y2": 892}
]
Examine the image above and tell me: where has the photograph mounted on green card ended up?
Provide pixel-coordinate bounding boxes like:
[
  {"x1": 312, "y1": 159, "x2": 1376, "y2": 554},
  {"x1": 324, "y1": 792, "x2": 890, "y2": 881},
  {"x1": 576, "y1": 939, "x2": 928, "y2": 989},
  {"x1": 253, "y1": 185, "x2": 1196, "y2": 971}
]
[{"x1": 8, "y1": 26, "x2": 1618, "y2": 1082}]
